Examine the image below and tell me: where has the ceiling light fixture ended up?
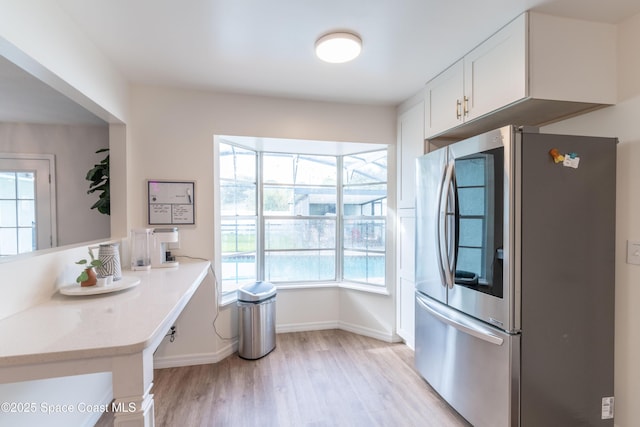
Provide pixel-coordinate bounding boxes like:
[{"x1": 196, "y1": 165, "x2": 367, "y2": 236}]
[{"x1": 315, "y1": 32, "x2": 362, "y2": 64}]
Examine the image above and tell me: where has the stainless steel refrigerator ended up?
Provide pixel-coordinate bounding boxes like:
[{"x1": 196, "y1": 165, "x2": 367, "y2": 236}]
[{"x1": 414, "y1": 125, "x2": 616, "y2": 426}]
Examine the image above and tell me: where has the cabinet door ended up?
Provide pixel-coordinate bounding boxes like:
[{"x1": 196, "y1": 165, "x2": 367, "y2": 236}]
[
  {"x1": 396, "y1": 209, "x2": 416, "y2": 348},
  {"x1": 397, "y1": 102, "x2": 424, "y2": 208},
  {"x1": 464, "y1": 13, "x2": 527, "y2": 121},
  {"x1": 424, "y1": 59, "x2": 464, "y2": 139}
]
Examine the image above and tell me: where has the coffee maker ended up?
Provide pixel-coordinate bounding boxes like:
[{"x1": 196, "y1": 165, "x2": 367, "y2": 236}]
[{"x1": 151, "y1": 227, "x2": 179, "y2": 268}]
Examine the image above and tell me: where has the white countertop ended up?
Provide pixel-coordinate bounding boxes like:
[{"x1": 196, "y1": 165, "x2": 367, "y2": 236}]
[{"x1": 0, "y1": 261, "x2": 210, "y2": 368}]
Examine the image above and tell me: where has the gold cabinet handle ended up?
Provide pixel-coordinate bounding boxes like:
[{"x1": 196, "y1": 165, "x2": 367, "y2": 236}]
[
  {"x1": 456, "y1": 99, "x2": 462, "y2": 119},
  {"x1": 463, "y1": 96, "x2": 469, "y2": 117}
]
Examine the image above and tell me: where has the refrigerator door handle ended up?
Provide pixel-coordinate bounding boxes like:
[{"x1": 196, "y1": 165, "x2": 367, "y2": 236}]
[
  {"x1": 439, "y1": 163, "x2": 455, "y2": 288},
  {"x1": 447, "y1": 163, "x2": 457, "y2": 288},
  {"x1": 436, "y1": 163, "x2": 449, "y2": 288},
  {"x1": 417, "y1": 294, "x2": 504, "y2": 346}
]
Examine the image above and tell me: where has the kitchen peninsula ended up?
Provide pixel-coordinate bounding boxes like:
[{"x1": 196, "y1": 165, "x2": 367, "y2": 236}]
[{"x1": 0, "y1": 260, "x2": 210, "y2": 427}]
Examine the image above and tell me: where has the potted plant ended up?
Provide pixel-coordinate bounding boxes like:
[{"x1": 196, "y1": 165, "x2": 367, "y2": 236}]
[{"x1": 76, "y1": 249, "x2": 103, "y2": 287}]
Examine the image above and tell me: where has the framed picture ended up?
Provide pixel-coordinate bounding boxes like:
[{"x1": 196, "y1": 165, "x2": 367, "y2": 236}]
[{"x1": 147, "y1": 180, "x2": 195, "y2": 225}]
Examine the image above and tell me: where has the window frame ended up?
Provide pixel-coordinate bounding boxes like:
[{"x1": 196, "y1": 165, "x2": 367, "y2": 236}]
[
  {"x1": 0, "y1": 153, "x2": 57, "y2": 257},
  {"x1": 215, "y1": 138, "x2": 389, "y2": 299}
]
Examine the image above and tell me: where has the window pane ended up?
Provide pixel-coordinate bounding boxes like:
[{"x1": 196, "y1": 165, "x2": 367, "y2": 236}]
[
  {"x1": 343, "y1": 150, "x2": 387, "y2": 184},
  {"x1": 220, "y1": 181, "x2": 256, "y2": 216},
  {"x1": 265, "y1": 250, "x2": 335, "y2": 282},
  {"x1": 265, "y1": 219, "x2": 336, "y2": 250},
  {"x1": 0, "y1": 228, "x2": 17, "y2": 256},
  {"x1": 0, "y1": 200, "x2": 17, "y2": 227},
  {"x1": 0, "y1": 172, "x2": 16, "y2": 198},
  {"x1": 18, "y1": 227, "x2": 35, "y2": 253},
  {"x1": 263, "y1": 153, "x2": 337, "y2": 185},
  {"x1": 296, "y1": 156, "x2": 336, "y2": 185},
  {"x1": 221, "y1": 218, "x2": 256, "y2": 293},
  {"x1": 343, "y1": 184, "x2": 386, "y2": 215},
  {"x1": 221, "y1": 219, "x2": 256, "y2": 253},
  {"x1": 219, "y1": 143, "x2": 256, "y2": 182},
  {"x1": 263, "y1": 185, "x2": 293, "y2": 214},
  {"x1": 343, "y1": 250, "x2": 385, "y2": 285},
  {"x1": 17, "y1": 200, "x2": 35, "y2": 227},
  {"x1": 263, "y1": 153, "x2": 294, "y2": 183},
  {"x1": 264, "y1": 185, "x2": 336, "y2": 215},
  {"x1": 221, "y1": 253, "x2": 256, "y2": 293},
  {"x1": 344, "y1": 219, "x2": 385, "y2": 251},
  {"x1": 17, "y1": 172, "x2": 35, "y2": 199}
]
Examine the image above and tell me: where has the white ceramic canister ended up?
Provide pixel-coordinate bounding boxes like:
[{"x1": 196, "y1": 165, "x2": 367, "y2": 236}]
[{"x1": 97, "y1": 243, "x2": 122, "y2": 281}]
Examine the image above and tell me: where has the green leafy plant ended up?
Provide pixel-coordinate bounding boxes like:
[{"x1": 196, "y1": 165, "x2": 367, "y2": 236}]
[
  {"x1": 75, "y1": 249, "x2": 103, "y2": 283},
  {"x1": 86, "y1": 148, "x2": 110, "y2": 215}
]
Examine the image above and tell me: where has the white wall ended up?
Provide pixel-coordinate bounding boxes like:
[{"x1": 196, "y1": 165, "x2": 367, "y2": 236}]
[
  {"x1": 541, "y1": 12, "x2": 640, "y2": 427},
  {"x1": 0, "y1": 0, "x2": 129, "y2": 123},
  {"x1": 128, "y1": 85, "x2": 398, "y2": 365},
  {"x1": 0, "y1": 2, "x2": 129, "y2": 426}
]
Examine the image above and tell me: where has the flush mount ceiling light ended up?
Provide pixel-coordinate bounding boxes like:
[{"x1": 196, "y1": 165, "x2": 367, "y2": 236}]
[{"x1": 315, "y1": 32, "x2": 362, "y2": 63}]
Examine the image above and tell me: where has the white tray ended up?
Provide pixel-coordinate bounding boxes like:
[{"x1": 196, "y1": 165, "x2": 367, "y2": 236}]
[{"x1": 59, "y1": 276, "x2": 141, "y2": 296}]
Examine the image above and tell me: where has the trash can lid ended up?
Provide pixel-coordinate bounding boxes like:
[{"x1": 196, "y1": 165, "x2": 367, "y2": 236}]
[{"x1": 237, "y1": 281, "x2": 276, "y2": 302}]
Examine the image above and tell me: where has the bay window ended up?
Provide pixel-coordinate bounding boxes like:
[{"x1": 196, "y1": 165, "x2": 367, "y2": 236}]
[{"x1": 216, "y1": 136, "x2": 387, "y2": 295}]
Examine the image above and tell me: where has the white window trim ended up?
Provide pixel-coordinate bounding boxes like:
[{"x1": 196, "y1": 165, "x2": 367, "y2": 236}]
[
  {"x1": 219, "y1": 280, "x2": 390, "y2": 307},
  {"x1": 214, "y1": 136, "x2": 390, "y2": 303},
  {"x1": 0, "y1": 153, "x2": 57, "y2": 253}
]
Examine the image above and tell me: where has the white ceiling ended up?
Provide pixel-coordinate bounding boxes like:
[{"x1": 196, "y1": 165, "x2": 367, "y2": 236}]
[{"x1": 3, "y1": 0, "x2": 640, "y2": 124}]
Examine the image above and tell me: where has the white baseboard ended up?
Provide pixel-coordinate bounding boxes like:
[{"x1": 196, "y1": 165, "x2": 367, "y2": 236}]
[
  {"x1": 154, "y1": 322, "x2": 402, "y2": 369},
  {"x1": 276, "y1": 320, "x2": 339, "y2": 333},
  {"x1": 337, "y1": 321, "x2": 402, "y2": 343},
  {"x1": 153, "y1": 341, "x2": 237, "y2": 369}
]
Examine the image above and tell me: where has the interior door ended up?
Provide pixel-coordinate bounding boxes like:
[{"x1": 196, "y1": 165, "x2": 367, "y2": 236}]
[
  {"x1": 0, "y1": 155, "x2": 56, "y2": 256},
  {"x1": 415, "y1": 147, "x2": 448, "y2": 304}
]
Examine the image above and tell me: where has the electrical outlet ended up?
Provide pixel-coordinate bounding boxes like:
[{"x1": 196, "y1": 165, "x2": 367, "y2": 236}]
[{"x1": 626, "y1": 241, "x2": 640, "y2": 265}]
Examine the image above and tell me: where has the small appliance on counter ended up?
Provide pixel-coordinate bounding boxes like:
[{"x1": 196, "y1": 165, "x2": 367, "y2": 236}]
[
  {"x1": 130, "y1": 228, "x2": 153, "y2": 271},
  {"x1": 151, "y1": 227, "x2": 179, "y2": 268}
]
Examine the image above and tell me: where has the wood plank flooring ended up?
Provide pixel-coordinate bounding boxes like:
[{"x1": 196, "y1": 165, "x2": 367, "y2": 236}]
[{"x1": 96, "y1": 330, "x2": 470, "y2": 427}]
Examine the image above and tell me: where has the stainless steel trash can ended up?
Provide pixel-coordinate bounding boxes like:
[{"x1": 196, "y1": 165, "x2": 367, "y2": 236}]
[{"x1": 237, "y1": 281, "x2": 276, "y2": 359}]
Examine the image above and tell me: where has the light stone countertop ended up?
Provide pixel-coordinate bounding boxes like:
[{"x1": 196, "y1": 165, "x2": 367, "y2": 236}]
[{"x1": 0, "y1": 261, "x2": 210, "y2": 368}]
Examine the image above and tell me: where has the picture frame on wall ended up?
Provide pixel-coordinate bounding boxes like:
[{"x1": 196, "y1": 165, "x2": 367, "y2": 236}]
[{"x1": 147, "y1": 180, "x2": 195, "y2": 225}]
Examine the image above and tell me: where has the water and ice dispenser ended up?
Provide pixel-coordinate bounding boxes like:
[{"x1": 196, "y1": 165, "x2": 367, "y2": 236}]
[{"x1": 130, "y1": 227, "x2": 180, "y2": 270}]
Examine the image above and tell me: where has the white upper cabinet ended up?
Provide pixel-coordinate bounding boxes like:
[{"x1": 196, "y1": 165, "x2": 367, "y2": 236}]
[
  {"x1": 424, "y1": 60, "x2": 464, "y2": 138},
  {"x1": 464, "y1": 14, "x2": 526, "y2": 122},
  {"x1": 424, "y1": 12, "x2": 616, "y2": 140},
  {"x1": 397, "y1": 100, "x2": 425, "y2": 208}
]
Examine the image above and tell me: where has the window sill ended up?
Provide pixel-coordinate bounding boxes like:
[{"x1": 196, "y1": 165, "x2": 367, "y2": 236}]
[
  {"x1": 337, "y1": 281, "x2": 390, "y2": 296},
  {"x1": 218, "y1": 281, "x2": 389, "y2": 306},
  {"x1": 219, "y1": 292, "x2": 238, "y2": 307}
]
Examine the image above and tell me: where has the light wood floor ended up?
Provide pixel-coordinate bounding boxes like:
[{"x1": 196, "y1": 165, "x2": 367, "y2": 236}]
[{"x1": 96, "y1": 330, "x2": 470, "y2": 427}]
